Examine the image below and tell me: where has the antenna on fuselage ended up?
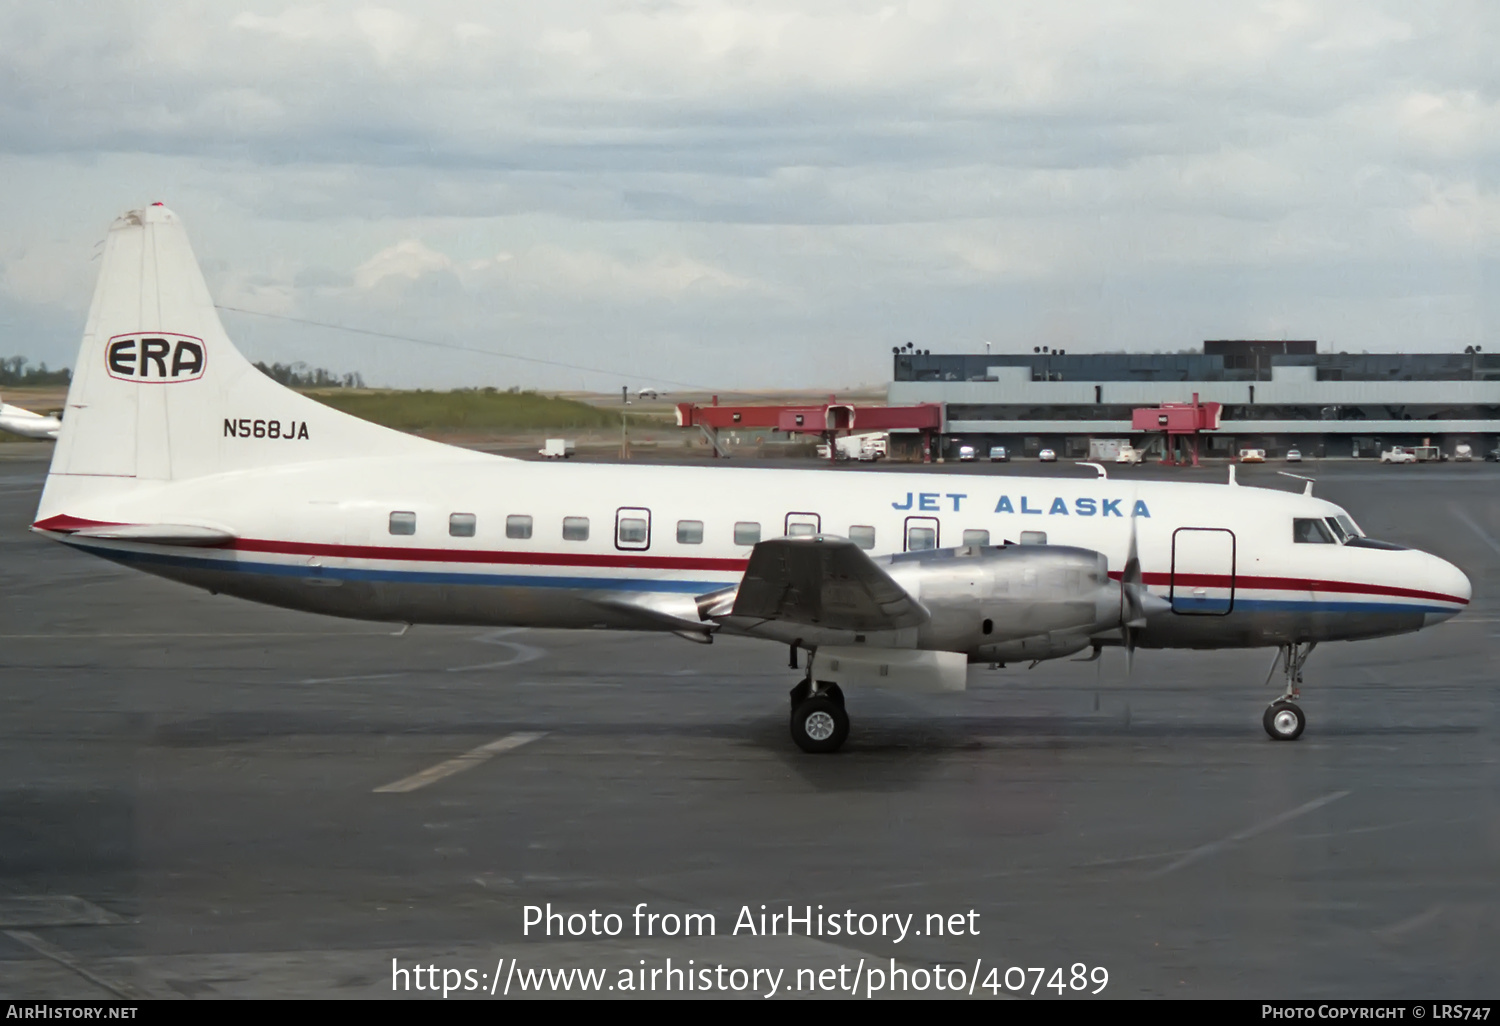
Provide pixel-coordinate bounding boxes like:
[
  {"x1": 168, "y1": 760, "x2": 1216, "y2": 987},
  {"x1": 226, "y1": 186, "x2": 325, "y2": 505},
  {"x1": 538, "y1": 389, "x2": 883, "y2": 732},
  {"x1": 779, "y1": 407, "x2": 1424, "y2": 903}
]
[{"x1": 1278, "y1": 471, "x2": 1315, "y2": 496}]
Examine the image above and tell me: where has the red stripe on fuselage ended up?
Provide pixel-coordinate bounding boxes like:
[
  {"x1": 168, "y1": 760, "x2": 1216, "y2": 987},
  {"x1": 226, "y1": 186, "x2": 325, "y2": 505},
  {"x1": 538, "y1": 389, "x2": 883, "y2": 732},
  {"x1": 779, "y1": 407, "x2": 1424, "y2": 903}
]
[
  {"x1": 1110, "y1": 569, "x2": 1466, "y2": 606},
  {"x1": 39, "y1": 515, "x2": 1468, "y2": 604}
]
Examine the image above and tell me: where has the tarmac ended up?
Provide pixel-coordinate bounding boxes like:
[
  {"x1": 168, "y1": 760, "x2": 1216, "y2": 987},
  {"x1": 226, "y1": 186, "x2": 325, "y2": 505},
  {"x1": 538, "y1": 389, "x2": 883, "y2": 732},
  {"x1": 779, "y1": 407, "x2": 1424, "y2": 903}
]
[{"x1": 1, "y1": 447, "x2": 1496, "y2": 999}]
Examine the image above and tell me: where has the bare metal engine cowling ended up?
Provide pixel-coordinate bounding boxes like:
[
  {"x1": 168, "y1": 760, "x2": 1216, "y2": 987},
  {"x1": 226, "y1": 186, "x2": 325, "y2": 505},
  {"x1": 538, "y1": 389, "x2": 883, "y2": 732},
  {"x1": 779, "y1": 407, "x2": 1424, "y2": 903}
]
[
  {"x1": 704, "y1": 537, "x2": 1134, "y2": 663},
  {"x1": 882, "y1": 545, "x2": 1124, "y2": 661}
]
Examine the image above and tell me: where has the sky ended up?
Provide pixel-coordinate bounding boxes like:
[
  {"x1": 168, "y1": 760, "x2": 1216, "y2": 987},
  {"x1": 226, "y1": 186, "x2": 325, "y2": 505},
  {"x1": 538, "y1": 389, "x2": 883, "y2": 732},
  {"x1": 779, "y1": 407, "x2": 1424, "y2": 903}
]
[{"x1": 1, "y1": 1, "x2": 1497, "y2": 391}]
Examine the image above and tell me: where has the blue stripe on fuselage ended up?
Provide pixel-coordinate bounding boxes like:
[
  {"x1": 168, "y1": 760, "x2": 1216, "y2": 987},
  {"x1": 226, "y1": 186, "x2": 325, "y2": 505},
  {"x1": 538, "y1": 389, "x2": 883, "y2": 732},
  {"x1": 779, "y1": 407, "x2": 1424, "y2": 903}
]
[
  {"x1": 72, "y1": 543, "x2": 727, "y2": 594},
  {"x1": 74, "y1": 543, "x2": 1459, "y2": 613}
]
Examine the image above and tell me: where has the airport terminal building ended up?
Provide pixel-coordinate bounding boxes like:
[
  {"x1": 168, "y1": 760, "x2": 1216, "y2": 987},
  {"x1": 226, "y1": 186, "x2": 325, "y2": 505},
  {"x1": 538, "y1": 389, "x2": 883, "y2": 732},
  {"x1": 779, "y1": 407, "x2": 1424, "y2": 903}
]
[{"x1": 887, "y1": 340, "x2": 1500, "y2": 461}]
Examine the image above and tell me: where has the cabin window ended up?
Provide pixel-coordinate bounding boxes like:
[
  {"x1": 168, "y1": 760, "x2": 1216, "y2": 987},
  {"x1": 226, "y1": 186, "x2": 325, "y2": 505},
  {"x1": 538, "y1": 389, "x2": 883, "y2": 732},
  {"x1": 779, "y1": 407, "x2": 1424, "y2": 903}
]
[
  {"x1": 907, "y1": 526, "x2": 936, "y2": 551},
  {"x1": 1293, "y1": 518, "x2": 1335, "y2": 544},
  {"x1": 1019, "y1": 530, "x2": 1047, "y2": 546},
  {"x1": 389, "y1": 511, "x2": 416, "y2": 536},
  {"x1": 563, "y1": 516, "x2": 590, "y2": 541},
  {"x1": 849, "y1": 525, "x2": 876, "y2": 550},
  {"x1": 449, "y1": 513, "x2": 476, "y2": 538},
  {"x1": 962, "y1": 529, "x2": 990, "y2": 547},
  {"x1": 506, "y1": 514, "x2": 533, "y2": 539},
  {"x1": 677, "y1": 520, "x2": 704, "y2": 544},
  {"x1": 734, "y1": 521, "x2": 761, "y2": 546}
]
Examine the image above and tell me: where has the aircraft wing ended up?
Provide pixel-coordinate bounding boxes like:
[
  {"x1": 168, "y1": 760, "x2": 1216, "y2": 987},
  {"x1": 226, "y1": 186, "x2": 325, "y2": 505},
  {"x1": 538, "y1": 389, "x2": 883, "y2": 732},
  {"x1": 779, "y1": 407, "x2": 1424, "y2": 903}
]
[{"x1": 724, "y1": 535, "x2": 929, "y2": 631}]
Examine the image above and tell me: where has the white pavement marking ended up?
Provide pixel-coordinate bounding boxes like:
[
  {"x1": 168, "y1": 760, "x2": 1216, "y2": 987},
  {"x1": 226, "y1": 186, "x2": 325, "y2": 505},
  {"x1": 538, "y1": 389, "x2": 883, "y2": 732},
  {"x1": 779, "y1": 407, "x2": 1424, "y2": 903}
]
[
  {"x1": 1450, "y1": 505, "x2": 1500, "y2": 559},
  {"x1": 1145, "y1": 790, "x2": 1351, "y2": 879},
  {"x1": 373, "y1": 732, "x2": 547, "y2": 793},
  {"x1": 4, "y1": 930, "x2": 173, "y2": 1000}
]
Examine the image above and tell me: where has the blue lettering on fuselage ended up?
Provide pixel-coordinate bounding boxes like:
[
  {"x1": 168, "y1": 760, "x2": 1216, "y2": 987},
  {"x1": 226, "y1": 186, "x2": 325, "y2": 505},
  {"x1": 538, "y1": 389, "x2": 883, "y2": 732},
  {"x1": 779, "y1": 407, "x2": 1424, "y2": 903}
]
[{"x1": 903, "y1": 494, "x2": 1152, "y2": 519}]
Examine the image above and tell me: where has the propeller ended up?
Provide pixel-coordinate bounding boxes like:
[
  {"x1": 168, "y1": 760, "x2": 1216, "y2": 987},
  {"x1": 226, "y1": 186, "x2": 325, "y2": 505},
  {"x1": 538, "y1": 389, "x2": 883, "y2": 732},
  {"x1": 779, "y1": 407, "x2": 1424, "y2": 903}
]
[{"x1": 1119, "y1": 501, "x2": 1147, "y2": 676}]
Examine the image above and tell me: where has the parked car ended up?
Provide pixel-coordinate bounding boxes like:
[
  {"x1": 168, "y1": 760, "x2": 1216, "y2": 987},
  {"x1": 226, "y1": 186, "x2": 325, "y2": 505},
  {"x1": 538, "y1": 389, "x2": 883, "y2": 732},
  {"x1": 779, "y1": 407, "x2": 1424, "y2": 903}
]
[
  {"x1": 1285, "y1": 449, "x2": 1302, "y2": 462},
  {"x1": 1380, "y1": 447, "x2": 1417, "y2": 464},
  {"x1": 1454, "y1": 443, "x2": 1473, "y2": 461},
  {"x1": 988, "y1": 446, "x2": 1009, "y2": 462},
  {"x1": 1114, "y1": 445, "x2": 1144, "y2": 464},
  {"x1": 957, "y1": 445, "x2": 976, "y2": 461},
  {"x1": 1238, "y1": 449, "x2": 1266, "y2": 463},
  {"x1": 1485, "y1": 448, "x2": 1500, "y2": 463},
  {"x1": 1038, "y1": 448, "x2": 1057, "y2": 462}
]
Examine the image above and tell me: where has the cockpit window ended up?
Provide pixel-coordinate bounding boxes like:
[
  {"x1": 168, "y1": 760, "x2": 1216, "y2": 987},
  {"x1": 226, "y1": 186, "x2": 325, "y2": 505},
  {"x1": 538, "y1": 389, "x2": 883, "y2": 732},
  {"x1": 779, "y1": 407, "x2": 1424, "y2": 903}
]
[
  {"x1": 1325, "y1": 517, "x2": 1348, "y2": 542},
  {"x1": 1335, "y1": 514, "x2": 1363, "y2": 538},
  {"x1": 1293, "y1": 518, "x2": 1336, "y2": 544}
]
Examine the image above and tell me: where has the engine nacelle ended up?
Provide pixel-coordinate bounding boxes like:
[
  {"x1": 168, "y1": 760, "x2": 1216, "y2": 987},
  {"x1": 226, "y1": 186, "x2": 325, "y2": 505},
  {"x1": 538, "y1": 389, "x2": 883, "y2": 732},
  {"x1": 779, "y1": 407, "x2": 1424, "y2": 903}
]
[{"x1": 880, "y1": 544, "x2": 1123, "y2": 659}]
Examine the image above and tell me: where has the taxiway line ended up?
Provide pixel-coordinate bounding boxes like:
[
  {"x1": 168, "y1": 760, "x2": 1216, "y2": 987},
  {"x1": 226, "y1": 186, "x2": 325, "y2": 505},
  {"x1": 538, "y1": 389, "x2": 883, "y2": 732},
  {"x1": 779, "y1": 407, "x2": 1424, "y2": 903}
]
[
  {"x1": 373, "y1": 732, "x2": 548, "y2": 793},
  {"x1": 1146, "y1": 790, "x2": 1351, "y2": 878}
]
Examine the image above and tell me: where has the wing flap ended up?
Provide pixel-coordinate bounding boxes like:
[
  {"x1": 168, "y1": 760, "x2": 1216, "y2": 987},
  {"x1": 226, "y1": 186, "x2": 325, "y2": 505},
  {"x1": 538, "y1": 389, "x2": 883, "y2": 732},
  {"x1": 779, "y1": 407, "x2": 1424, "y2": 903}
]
[{"x1": 728, "y1": 535, "x2": 928, "y2": 631}]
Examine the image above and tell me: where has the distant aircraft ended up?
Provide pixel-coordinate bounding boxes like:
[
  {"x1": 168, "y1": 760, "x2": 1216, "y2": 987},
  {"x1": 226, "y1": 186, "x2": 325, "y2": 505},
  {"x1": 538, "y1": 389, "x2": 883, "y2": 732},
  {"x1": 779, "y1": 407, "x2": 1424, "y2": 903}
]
[
  {"x1": 31, "y1": 206, "x2": 1472, "y2": 753},
  {"x1": 635, "y1": 387, "x2": 662, "y2": 400},
  {"x1": 0, "y1": 394, "x2": 62, "y2": 439}
]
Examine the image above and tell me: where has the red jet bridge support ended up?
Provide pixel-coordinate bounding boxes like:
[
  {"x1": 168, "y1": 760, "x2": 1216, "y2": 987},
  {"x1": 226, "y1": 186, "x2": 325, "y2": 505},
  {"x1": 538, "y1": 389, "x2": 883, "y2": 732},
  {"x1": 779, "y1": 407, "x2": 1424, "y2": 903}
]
[
  {"x1": 675, "y1": 398, "x2": 944, "y2": 462},
  {"x1": 1130, "y1": 393, "x2": 1222, "y2": 467}
]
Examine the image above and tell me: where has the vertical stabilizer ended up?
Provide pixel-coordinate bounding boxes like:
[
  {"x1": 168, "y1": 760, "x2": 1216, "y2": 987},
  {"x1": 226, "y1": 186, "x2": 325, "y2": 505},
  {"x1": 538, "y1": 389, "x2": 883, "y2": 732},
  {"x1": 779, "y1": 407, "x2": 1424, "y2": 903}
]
[{"x1": 39, "y1": 205, "x2": 470, "y2": 521}]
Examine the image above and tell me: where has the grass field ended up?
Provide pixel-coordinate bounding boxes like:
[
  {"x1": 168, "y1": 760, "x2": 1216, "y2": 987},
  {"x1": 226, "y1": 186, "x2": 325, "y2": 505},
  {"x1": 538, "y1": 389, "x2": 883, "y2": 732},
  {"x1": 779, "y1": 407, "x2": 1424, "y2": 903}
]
[{"x1": 304, "y1": 388, "x2": 641, "y2": 433}]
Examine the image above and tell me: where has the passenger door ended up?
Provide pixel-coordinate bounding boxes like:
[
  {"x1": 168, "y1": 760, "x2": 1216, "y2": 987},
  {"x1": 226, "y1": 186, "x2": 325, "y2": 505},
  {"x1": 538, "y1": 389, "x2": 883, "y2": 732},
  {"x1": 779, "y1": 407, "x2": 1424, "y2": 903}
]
[{"x1": 1170, "y1": 528, "x2": 1236, "y2": 614}]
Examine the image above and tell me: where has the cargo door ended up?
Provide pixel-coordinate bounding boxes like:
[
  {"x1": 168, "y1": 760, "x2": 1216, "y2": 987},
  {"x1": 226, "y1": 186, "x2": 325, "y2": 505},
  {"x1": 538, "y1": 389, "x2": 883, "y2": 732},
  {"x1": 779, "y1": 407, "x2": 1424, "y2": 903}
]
[{"x1": 1170, "y1": 528, "x2": 1236, "y2": 615}]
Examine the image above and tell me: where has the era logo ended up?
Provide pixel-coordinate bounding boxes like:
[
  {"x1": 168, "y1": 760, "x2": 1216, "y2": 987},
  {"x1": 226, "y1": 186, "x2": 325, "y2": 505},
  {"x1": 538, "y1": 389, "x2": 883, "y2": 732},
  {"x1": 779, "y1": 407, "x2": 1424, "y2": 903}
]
[{"x1": 106, "y1": 333, "x2": 206, "y2": 382}]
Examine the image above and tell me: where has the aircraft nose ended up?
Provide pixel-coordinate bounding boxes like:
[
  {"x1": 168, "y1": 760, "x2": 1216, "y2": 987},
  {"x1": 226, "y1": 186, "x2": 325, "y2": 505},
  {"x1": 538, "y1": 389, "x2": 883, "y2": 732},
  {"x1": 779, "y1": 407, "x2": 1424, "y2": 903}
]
[{"x1": 1421, "y1": 553, "x2": 1472, "y2": 627}]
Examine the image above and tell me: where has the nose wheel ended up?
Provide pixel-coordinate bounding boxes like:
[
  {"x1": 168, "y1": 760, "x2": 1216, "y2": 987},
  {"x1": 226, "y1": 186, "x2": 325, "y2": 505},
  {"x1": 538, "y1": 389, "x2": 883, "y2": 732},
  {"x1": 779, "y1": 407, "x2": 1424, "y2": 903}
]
[
  {"x1": 1263, "y1": 642, "x2": 1315, "y2": 741},
  {"x1": 1263, "y1": 701, "x2": 1305, "y2": 741}
]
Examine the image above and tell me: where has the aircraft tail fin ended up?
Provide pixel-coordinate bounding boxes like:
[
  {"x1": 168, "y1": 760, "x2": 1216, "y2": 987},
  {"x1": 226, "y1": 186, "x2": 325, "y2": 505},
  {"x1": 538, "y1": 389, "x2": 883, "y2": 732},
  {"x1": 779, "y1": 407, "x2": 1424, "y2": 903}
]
[{"x1": 38, "y1": 204, "x2": 466, "y2": 520}]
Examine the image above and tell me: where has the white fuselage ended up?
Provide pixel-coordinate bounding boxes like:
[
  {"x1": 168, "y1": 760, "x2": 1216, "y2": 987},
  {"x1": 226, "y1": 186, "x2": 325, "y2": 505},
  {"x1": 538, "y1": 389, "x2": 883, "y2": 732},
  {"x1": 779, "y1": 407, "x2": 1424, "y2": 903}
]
[{"x1": 38, "y1": 455, "x2": 1471, "y2": 653}]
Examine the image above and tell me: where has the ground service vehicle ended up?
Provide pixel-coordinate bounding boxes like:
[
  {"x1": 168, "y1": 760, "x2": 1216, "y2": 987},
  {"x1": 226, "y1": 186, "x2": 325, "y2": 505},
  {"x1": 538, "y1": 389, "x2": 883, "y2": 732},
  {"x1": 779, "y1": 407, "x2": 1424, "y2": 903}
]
[
  {"x1": 540, "y1": 439, "x2": 575, "y2": 459},
  {"x1": 1381, "y1": 447, "x2": 1417, "y2": 464},
  {"x1": 989, "y1": 446, "x2": 1008, "y2": 462},
  {"x1": 1239, "y1": 449, "x2": 1266, "y2": 463},
  {"x1": 1454, "y1": 443, "x2": 1473, "y2": 461}
]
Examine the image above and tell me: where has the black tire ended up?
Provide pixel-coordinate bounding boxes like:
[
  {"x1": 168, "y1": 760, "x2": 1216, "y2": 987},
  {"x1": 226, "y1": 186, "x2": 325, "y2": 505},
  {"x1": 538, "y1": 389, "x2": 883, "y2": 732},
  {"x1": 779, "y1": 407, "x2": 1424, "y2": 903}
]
[
  {"x1": 1263, "y1": 701, "x2": 1305, "y2": 741},
  {"x1": 817, "y1": 682, "x2": 845, "y2": 707},
  {"x1": 790, "y1": 696, "x2": 849, "y2": 754},
  {"x1": 789, "y1": 679, "x2": 812, "y2": 709}
]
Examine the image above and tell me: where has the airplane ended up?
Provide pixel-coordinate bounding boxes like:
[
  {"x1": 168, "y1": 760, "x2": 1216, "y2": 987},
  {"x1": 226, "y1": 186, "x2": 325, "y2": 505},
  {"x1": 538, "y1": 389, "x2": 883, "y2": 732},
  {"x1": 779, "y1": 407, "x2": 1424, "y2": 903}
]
[
  {"x1": 30, "y1": 205, "x2": 1472, "y2": 753},
  {"x1": 0, "y1": 394, "x2": 62, "y2": 439},
  {"x1": 635, "y1": 387, "x2": 662, "y2": 400}
]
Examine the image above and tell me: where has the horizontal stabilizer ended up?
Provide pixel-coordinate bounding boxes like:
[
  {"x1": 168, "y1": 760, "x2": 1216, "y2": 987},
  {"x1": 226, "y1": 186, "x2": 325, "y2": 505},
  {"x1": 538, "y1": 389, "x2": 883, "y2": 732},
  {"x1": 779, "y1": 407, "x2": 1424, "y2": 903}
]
[
  {"x1": 70, "y1": 524, "x2": 235, "y2": 547},
  {"x1": 729, "y1": 535, "x2": 928, "y2": 631}
]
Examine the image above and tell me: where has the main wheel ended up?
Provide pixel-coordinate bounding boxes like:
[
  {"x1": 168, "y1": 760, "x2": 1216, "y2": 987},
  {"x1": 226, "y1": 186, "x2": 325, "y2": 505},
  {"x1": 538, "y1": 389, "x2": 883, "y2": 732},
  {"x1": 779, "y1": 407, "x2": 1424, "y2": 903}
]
[
  {"x1": 791, "y1": 696, "x2": 849, "y2": 754},
  {"x1": 1263, "y1": 701, "x2": 1305, "y2": 741},
  {"x1": 789, "y1": 679, "x2": 812, "y2": 709}
]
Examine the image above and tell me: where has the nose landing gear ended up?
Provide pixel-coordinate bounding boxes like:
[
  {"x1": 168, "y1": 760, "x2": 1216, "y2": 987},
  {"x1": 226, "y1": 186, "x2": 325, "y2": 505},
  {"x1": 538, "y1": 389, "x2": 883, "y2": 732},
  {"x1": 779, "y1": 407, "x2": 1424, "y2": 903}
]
[{"x1": 1263, "y1": 641, "x2": 1315, "y2": 741}]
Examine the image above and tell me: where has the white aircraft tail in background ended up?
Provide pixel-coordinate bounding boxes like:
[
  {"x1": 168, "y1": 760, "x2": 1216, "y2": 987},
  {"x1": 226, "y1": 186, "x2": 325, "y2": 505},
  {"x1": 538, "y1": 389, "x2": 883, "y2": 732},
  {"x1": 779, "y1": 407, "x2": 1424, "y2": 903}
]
[{"x1": 0, "y1": 393, "x2": 62, "y2": 440}]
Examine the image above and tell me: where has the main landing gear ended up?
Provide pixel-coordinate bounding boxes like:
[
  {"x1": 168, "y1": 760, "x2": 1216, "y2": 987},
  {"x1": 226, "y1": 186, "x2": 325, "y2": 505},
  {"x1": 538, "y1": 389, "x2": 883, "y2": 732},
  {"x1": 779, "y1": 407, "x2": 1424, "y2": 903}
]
[
  {"x1": 1263, "y1": 641, "x2": 1316, "y2": 741},
  {"x1": 789, "y1": 677, "x2": 848, "y2": 754}
]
